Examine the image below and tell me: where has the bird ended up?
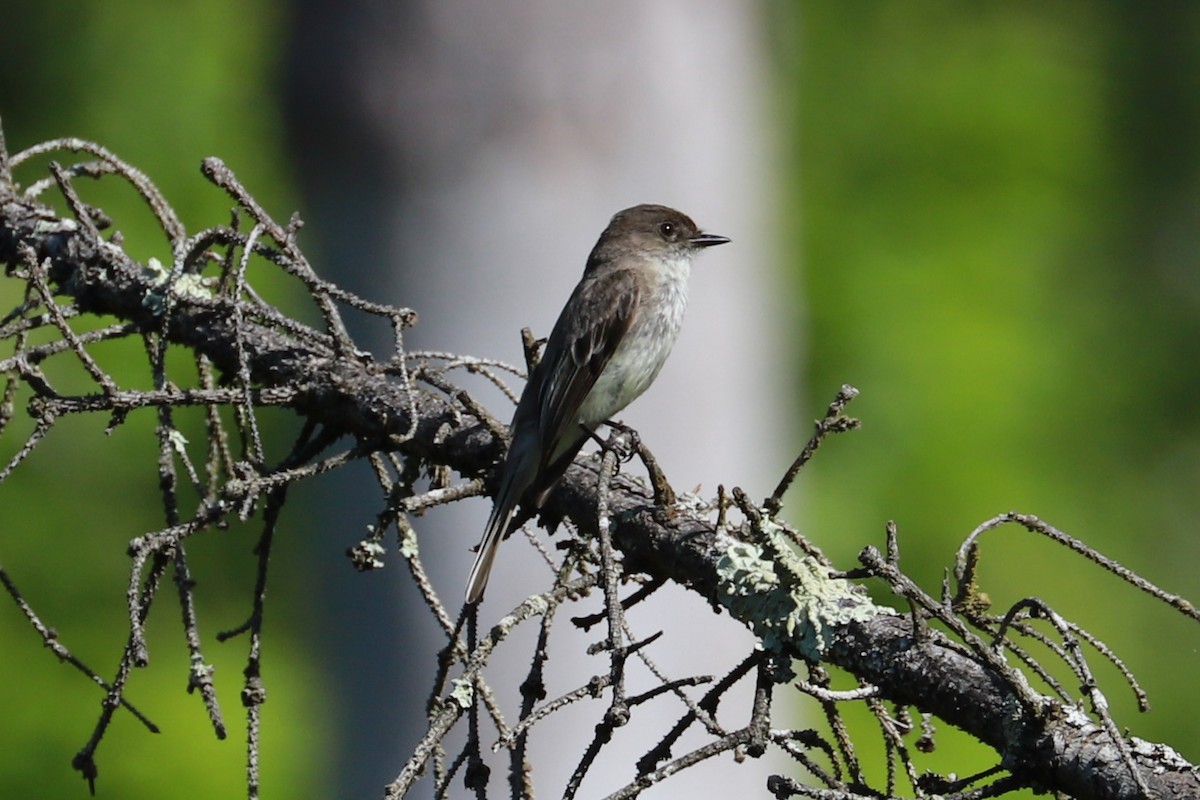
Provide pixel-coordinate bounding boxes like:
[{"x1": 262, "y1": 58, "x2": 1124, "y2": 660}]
[{"x1": 465, "y1": 204, "x2": 729, "y2": 603}]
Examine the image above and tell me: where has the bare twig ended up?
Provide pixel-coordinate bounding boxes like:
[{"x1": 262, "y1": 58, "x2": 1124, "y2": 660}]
[{"x1": 1, "y1": 130, "x2": 1196, "y2": 800}]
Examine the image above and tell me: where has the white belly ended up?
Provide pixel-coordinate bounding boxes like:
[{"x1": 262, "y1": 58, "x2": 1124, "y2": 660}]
[{"x1": 576, "y1": 270, "x2": 688, "y2": 427}]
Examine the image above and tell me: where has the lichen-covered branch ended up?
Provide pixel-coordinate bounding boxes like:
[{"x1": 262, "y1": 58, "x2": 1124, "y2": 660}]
[{"x1": 2, "y1": 131, "x2": 1196, "y2": 800}]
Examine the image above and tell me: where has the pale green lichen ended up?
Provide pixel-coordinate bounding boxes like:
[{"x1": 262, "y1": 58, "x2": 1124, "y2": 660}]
[
  {"x1": 360, "y1": 539, "x2": 388, "y2": 569},
  {"x1": 396, "y1": 518, "x2": 419, "y2": 559},
  {"x1": 142, "y1": 257, "x2": 216, "y2": 314},
  {"x1": 144, "y1": 256, "x2": 168, "y2": 283},
  {"x1": 448, "y1": 678, "x2": 474, "y2": 709},
  {"x1": 170, "y1": 273, "x2": 216, "y2": 301},
  {"x1": 167, "y1": 428, "x2": 189, "y2": 454},
  {"x1": 34, "y1": 217, "x2": 77, "y2": 235},
  {"x1": 715, "y1": 519, "x2": 881, "y2": 660},
  {"x1": 189, "y1": 653, "x2": 215, "y2": 683}
]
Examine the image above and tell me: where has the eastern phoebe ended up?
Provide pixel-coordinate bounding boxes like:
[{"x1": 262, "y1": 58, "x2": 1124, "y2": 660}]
[{"x1": 466, "y1": 204, "x2": 729, "y2": 603}]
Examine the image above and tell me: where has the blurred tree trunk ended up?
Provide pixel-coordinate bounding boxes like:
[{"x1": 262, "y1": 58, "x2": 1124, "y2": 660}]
[{"x1": 282, "y1": 2, "x2": 790, "y2": 795}]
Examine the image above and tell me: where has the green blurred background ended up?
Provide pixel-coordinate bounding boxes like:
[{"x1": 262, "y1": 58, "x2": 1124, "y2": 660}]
[
  {"x1": 1, "y1": 2, "x2": 1197, "y2": 797},
  {"x1": 784, "y1": 3, "x2": 1200, "y2": 778}
]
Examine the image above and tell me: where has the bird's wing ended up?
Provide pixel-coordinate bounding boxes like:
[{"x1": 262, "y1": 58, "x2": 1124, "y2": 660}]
[
  {"x1": 465, "y1": 268, "x2": 640, "y2": 604},
  {"x1": 537, "y1": 267, "x2": 640, "y2": 464}
]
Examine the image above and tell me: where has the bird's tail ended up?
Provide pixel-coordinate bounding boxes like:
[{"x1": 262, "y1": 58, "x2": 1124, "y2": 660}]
[
  {"x1": 465, "y1": 501, "x2": 511, "y2": 604},
  {"x1": 466, "y1": 440, "x2": 537, "y2": 603}
]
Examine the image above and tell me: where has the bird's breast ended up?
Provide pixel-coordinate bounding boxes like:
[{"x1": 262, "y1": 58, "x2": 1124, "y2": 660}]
[{"x1": 576, "y1": 264, "x2": 690, "y2": 428}]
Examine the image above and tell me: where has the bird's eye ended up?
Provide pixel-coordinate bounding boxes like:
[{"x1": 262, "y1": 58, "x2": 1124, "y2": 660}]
[{"x1": 659, "y1": 221, "x2": 676, "y2": 240}]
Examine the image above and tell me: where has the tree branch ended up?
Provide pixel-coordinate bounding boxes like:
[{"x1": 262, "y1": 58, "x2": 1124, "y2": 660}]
[{"x1": 2, "y1": 151, "x2": 1196, "y2": 800}]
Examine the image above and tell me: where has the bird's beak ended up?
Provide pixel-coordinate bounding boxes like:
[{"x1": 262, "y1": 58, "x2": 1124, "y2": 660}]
[{"x1": 690, "y1": 233, "x2": 731, "y2": 248}]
